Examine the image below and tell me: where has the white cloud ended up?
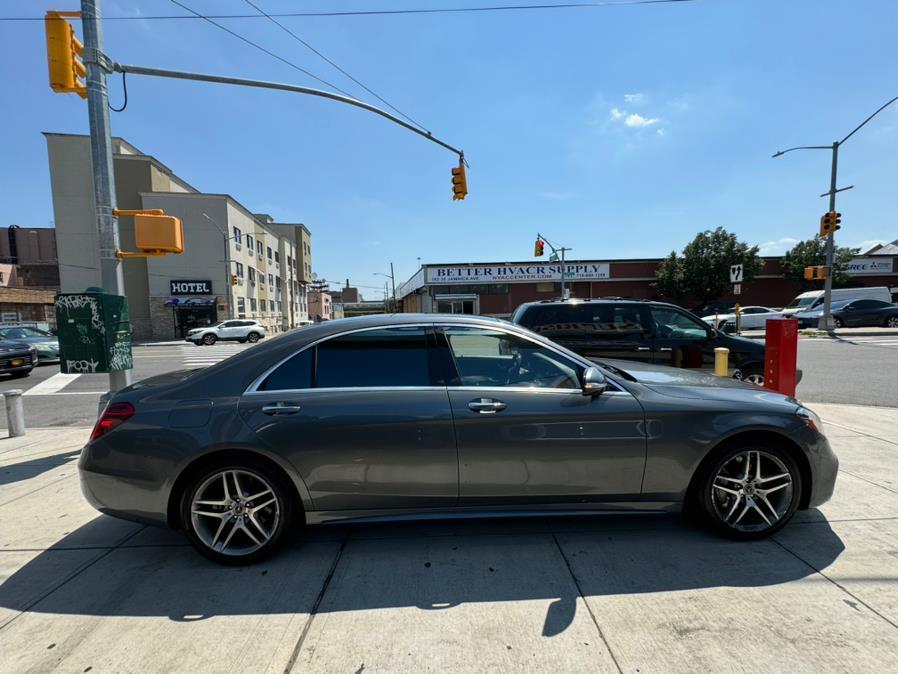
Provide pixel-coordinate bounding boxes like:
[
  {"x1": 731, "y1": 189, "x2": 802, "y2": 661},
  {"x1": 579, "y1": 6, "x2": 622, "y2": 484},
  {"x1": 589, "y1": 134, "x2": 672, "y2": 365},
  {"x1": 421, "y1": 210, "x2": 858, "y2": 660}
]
[
  {"x1": 656, "y1": 128, "x2": 665, "y2": 136},
  {"x1": 758, "y1": 237, "x2": 801, "y2": 255},
  {"x1": 623, "y1": 93, "x2": 644, "y2": 104},
  {"x1": 609, "y1": 107, "x2": 624, "y2": 121},
  {"x1": 624, "y1": 113, "x2": 660, "y2": 128}
]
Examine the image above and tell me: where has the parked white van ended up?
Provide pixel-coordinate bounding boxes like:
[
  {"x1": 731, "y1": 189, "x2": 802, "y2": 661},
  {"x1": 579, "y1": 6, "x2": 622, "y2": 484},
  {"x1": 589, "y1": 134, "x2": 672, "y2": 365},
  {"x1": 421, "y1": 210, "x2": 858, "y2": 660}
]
[{"x1": 782, "y1": 286, "x2": 893, "y2": 316}]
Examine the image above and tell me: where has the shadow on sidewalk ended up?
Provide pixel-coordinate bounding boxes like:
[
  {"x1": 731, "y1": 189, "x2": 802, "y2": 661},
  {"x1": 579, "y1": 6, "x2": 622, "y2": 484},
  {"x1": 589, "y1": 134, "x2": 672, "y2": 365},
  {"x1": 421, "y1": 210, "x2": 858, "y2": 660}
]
[
  {"x1": 0, "y1": 512, "x2": 845, "y2": 635},
  {"x1": 0, "y1": 450, "x2": 82, "y2": 488}
]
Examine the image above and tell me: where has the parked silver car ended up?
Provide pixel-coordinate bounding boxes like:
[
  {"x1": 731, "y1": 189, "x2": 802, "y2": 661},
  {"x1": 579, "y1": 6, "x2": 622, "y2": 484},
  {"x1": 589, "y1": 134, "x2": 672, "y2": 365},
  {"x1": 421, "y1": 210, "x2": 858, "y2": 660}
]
[
  {"x1": 185, "y1": 319, "x2": 266, "y2": 346},
  {"x1": 80, "y1": 314, "x2": 837, "y2": 565}
]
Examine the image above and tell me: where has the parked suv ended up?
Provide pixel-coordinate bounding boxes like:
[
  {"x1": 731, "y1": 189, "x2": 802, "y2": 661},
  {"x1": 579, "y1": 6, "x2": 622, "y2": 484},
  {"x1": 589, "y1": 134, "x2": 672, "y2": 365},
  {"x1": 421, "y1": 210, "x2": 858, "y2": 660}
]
[
  {"x1": 186, "y1": 320, "x2": 266, "y2": 346},
  {"x1": 511, "y1": 298, "x2": 768, "y2": 384}
]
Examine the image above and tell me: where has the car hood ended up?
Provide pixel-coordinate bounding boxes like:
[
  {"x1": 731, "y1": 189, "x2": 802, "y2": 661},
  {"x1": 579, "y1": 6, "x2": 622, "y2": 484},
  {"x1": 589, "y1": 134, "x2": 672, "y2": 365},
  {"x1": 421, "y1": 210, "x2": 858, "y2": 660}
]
[
  {"x1": 595, "y1": 358, "x2": 797, "y2": 406},
  {"x1": 0, "y1": 340, "x2": 34, "y2": 353}
]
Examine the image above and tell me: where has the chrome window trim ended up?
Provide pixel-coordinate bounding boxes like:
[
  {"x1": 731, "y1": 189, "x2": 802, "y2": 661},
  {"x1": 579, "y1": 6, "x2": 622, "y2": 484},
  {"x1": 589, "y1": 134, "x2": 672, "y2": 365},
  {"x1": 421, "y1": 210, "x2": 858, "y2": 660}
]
[{"x1": 245, "y1": 319, "x2": 631, "y2": 395}]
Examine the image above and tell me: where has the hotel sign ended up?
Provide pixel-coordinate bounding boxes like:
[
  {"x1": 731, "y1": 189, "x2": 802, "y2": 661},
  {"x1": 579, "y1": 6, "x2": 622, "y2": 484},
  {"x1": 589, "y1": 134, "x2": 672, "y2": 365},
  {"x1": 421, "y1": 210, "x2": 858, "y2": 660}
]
[
  {"x1": 425, "y1": 263, "x2": 610, "y2": 284},
  {"x1": 170, "y1": 279, "x2": 213, "y2": 295}
]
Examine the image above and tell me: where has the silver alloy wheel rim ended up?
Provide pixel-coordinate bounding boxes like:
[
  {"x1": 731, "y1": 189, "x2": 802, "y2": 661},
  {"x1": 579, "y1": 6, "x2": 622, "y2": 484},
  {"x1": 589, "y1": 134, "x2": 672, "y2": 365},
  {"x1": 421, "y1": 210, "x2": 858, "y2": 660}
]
[
  {"x1": 203, "y1": 334, "x2": 215, "y2": 345},
  {"x1": 888, "y1": 317, "x2": 898, "y2": 328},
  {"x1": 190, "y1": 469, "x2": 280, "y2": 556},
  {"x1": 248, "y1": 333, "x2": 259, "y2": 342},
  {"x1": 735, "y1": 370, "x2": 765, "y2": 386},
  {"x1": 711, "y1": 450, "x2": 794, "y2": 532}
]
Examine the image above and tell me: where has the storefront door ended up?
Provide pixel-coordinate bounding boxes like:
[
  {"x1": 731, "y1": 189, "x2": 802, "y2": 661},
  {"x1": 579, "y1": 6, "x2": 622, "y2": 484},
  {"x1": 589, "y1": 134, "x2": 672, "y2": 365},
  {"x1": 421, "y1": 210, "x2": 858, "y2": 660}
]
[
  {"x1": 175, "y1": 305, "x2": 218, "y2": 337},
  {"x1": 436, "y1": 295, "x2": 478, "y2": 314}
]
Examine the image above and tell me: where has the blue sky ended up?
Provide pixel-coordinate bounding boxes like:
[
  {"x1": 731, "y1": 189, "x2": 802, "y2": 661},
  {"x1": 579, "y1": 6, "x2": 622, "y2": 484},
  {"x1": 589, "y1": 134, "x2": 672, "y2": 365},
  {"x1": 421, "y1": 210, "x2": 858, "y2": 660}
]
[{"x1": 2, "y1": 0, "x2": 897, "y2": 297}]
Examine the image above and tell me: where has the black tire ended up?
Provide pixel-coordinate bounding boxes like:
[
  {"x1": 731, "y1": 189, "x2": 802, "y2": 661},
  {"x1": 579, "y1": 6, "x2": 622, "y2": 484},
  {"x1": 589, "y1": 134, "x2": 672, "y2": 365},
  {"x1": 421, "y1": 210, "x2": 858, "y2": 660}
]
[
  {"x1": 833, "y1": 317, "x2": 843, "y2": 329},
  {"x1": 733, "y1": 365, "x2": 764, "y2": 386},
  {"x1": 202, "y1": 333, "x2": 217, "y2": 346},
  {"x1": 695, "y1": 442, "x2": 802, "y2": 540},
  {"x1": 247, "y1": 332, "x2": 261, "y2": 344},
  {"x1": 180, "y1": 458, "x2": 295, "y2": 565},
  {"x1": 886, "y1": 316, "x2": 898, "y2": 328}
]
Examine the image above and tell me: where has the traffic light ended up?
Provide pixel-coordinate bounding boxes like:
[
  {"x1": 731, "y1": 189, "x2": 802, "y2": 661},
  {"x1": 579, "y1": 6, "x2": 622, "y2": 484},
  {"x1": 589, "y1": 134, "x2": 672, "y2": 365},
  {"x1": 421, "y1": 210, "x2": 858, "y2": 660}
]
[
  {"x1": 819, "y1": 211, "x2": 842, "y2": 237},
  {"x1": 803, "y1": 265, "x2": 826, "y2": 281},
  {"x1": 45, "y1": 11, "x2": 87, "y2": 99},
  {"x1": 451, "y1": 161, "x2": 468, "y2": 201},
  {"x1": 534, "y1": 239, "x2": 545, "y2": 257},
  {"x1": 231, "y1": 274, "x2": 239, "y2": 286},
  {"x1": 113, "y1": 209, "x2": 184, "y2": 258}
]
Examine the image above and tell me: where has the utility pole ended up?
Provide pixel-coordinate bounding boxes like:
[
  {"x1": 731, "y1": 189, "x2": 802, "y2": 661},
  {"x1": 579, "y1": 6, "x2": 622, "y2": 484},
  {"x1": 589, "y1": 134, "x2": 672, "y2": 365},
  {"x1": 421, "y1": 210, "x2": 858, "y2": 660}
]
[
  {"x1": 202, "y1": 213, "x2": 233, "y2": 321},
  {"x1": 81, "y1": 0, "x2": 130, "y2": 390}
]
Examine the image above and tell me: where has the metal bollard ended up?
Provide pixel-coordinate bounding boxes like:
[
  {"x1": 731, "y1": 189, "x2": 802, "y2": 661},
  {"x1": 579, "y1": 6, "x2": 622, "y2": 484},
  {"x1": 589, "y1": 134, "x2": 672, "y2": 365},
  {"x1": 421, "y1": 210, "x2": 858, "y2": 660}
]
[
  {"x1": 4, "y1": 389, "x2": 25, "y2": 437},
  {"x1": 714, "y1": 347, "x2": 730, "y2": 377}
]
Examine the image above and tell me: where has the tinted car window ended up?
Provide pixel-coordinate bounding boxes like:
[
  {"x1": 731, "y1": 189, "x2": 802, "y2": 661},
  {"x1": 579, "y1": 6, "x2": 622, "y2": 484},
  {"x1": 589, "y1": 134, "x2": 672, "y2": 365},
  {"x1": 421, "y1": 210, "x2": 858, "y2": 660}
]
[
  {"x1": 0, "y1": 328, "x2": 27, "y2": 339},
  {"x1": 316, "y1": 327, "x2": 429, "y2": 388},
  {"x1": 649, "y1": 307, "x2": 709, "y2": 340},
  {"x1": 445, "y1": 326, "x2": 580, "y2": 389},
  {"x1": 853, "y1": 299, "x2": 889, "y2": 309},
  {"x1": 519, "y1": 303, "x2": 647, "y2": 336},
  {"x1": 259, "y1": 348, "x2": 313, "y2": 391}
]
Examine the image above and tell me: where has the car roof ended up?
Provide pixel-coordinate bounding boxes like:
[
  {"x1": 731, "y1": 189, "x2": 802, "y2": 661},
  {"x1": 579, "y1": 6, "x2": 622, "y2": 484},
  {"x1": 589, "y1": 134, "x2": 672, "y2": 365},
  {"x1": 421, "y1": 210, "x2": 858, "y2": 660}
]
[{"x1": 514, "y1": 298, "x2": 681, "y2": 312}]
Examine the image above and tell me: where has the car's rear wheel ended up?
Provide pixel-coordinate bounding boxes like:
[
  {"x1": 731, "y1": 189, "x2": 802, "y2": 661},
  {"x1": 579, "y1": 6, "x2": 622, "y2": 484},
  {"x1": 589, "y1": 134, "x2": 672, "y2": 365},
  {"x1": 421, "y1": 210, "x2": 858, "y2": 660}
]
[
  {"x1": 202, "y1": 334, "x2": 217, "y2": 345},
  {"x1": 733, "y1": 365, "x2": 764, "y2": 386},
  {"x1": 247, "y1": 332, "x2": 261, "y2": 343},
  {"x1": 886, "y1": 316, "x2": 898, "y2": 328},
  {"x1": 180, "y1": 460, "x2": 294, "y2": 565},
  {"x1": 697, "y1": 444, "x2": 801, "y2": 540},
  {"x1": 833, "y1": 317, "x2": 843, "y2": 328}
]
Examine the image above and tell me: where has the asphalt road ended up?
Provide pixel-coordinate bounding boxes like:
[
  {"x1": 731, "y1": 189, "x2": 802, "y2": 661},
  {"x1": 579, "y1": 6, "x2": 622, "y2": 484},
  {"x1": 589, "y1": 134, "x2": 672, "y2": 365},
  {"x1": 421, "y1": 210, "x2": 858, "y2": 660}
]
[{"x1": 0, "y1": 335, "x2": 894, "y2": 429}]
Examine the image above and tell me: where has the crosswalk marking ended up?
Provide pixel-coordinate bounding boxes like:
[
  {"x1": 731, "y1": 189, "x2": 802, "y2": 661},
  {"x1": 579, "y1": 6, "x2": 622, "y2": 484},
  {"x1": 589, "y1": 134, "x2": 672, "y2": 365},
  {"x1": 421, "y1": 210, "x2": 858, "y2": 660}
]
[
  {"x1": 23, "y1": 372, "x2": 81, "y2": 396},
  {"x1": 180, "y1": 344, "x2": 253, "y2": 368},
  {"x1": 844, "y1": 338, "x2": 898, "y2": 349}
]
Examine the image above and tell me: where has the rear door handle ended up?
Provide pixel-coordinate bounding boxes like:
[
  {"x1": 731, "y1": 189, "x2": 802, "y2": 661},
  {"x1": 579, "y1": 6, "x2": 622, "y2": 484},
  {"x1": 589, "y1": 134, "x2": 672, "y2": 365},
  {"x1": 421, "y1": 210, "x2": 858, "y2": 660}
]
[
  {"x1": 467, "y1": 398, "x2": 507, "y2": 414},
  {"x1": 262, "y1": 402, "x2": 302, "y2": 415},
  {"x1": 658, "y1": 347, "x2": 673, "y2": 352},
  {"x1": 635, "y1": 346, "x2": 650, "y2": 352}
]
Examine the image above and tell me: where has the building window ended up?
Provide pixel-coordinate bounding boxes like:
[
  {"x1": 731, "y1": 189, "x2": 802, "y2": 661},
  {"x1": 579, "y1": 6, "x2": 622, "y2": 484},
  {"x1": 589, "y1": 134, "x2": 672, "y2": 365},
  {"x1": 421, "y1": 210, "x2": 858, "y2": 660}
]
[
  {"x1": 287, "y1": 255, "x2": 292, "y2": 268},
  {"x1": 257, "y1": 240, "x2": 263, "y2": 256},
  {"x1": 250, "y1": 297, "x2": 257, "y2": 312},
  {"x1": 277, "y1": 301, "x2": 283, "y2": 314},
  {"x1": 248, "y1": 267, "x2": 255, "y2": 283},
  {"x1": 267, "y1": 246, "x2": 273, "y2": 260},
  {"x1": 235, "y1": 262, "x2": 244, "y2": 278},
  {"x1": 268, "y1": 273, "x2": 274, "y2": 287},
  {"x1": 269, "y1": 300, "x2": 275, "y2": 312},
  {"x1": 232, "y1": 226, "x2": 241, "y2": 242},
  {"x1": 274, "y1": 251, "x2": 280, "y2": 264},
  {"x1": 236, "y1": 297, "x2": 246, "y2": 317},
  {"x1": 246, "y1": 233, "x2": 253, "y2": 248}
]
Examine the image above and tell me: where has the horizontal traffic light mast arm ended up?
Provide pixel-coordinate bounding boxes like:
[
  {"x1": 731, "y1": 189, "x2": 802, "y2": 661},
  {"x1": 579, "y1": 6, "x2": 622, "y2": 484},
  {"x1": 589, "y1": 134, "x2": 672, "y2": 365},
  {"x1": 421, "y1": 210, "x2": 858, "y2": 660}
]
[{"x1": 113, "y1": 63, "x2": 464, "y2": 158}]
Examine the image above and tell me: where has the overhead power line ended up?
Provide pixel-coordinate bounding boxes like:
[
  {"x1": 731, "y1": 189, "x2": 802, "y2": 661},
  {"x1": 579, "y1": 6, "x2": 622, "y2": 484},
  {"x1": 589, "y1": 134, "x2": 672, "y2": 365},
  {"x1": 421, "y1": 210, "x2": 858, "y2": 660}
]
[
  {"x1": 241, "y1": 0, "x2": 428, "y2": 132},
  {"x1": 0, "y1": 1, "x2": 700, "y2": 21},
  {"x1": 167, "y1": 0, "x2": 356, "y2": 98}
]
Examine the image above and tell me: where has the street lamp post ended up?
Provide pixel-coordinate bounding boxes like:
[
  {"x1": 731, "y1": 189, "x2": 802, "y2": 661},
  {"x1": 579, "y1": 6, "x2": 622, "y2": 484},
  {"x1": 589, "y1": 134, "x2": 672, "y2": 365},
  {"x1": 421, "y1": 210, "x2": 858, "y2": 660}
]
[
  {"x1": 773, "y1": 94, "x2": 898, "y2": 331},
  {"x1": 374, "y1": 264, "x2": 397, "y2": 311},
  {"x1": 202, "y1": 213, "x2": 235, "y2": 321}
]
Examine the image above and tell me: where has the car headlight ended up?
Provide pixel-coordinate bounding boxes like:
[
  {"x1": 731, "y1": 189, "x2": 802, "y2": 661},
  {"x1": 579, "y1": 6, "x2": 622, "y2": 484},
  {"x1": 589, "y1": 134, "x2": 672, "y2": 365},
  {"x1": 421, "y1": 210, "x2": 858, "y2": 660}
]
[{"x1": 797, "y1": 407, "x2": 824, "y2": 434}]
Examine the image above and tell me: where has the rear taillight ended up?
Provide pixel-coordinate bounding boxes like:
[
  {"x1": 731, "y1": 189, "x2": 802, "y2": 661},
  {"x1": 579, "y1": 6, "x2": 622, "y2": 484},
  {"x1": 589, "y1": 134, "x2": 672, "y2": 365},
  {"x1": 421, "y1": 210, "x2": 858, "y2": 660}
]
[{"x1": 90, "y1": 401, "x2": 135, "y2": 441}]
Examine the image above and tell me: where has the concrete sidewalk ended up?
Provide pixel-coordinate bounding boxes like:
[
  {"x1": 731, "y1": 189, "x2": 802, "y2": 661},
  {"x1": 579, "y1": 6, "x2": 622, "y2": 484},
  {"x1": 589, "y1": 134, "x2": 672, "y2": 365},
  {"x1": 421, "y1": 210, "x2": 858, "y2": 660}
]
[
  {"x1": 739, "y1": 326, "x2": 898, "y2": 340},
  {"x1": 1, "y1": 405, "x2": 897, "y2": 672}
]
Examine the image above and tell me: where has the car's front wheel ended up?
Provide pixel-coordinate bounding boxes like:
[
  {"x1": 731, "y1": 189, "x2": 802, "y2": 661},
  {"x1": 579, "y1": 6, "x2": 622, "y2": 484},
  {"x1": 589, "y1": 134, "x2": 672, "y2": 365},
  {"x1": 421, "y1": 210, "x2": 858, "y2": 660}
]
[
  {"x1": 247, "y1": 332, "x2": 261, "y2": 343},
  {"x1": 886, "y1": 316, "x2": 898, "y2": 328},
  {"x1": 697, "y1": 443, "x2": 801, "y2": 540},
  {"x1": 180, "y1": 459, "x2": 294, "y2": 565},
  {"x1": 202, "y1": 333, "x2": 217, "y2": 345},
  {"x1": 733, "y1": 365, "x2": 764, "y2": 386}
]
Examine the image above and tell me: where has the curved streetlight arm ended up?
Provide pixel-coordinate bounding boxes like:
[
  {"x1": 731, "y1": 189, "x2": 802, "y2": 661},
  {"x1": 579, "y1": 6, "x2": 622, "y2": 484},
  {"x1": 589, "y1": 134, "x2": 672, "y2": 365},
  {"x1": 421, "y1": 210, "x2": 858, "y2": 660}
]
[
  {"x1": 840, "y1": 95, "x2": 898, "y2": 145},
  {"x1": 771, "y1": 145, "x2": 832, "y2": 158},
  {"x1": 114, "y1": 63, "x2": 465, "y2": 158}
]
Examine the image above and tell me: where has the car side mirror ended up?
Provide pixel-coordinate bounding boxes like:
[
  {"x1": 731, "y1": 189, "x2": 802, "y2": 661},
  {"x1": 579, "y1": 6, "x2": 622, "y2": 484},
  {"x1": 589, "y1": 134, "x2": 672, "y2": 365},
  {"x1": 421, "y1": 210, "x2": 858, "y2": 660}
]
[{"x1": 581, "y1": 366, "x2": 607, "y2": 396}]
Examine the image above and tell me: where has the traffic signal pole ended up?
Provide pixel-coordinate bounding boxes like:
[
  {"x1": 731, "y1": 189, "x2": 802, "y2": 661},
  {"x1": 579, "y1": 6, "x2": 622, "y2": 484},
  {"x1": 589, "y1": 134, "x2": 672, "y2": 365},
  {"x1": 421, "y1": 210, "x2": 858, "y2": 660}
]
[
  {"x1": 820, "y1": 142, "x2": 839, "y2": 331},
  {"x1": 81, "y1": 0, "x2": 131, "y2": 391}
]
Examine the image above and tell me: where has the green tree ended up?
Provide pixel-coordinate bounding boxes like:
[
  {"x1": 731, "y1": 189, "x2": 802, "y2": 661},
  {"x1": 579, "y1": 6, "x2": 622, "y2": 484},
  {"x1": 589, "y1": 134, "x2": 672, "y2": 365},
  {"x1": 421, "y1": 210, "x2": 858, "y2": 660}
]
[
  {"x1": 654, "y1": 227, "x2": 763, "y2": 304},
  {"x1": 781, "y1": 236, "x2": 859, "y2": 289}
]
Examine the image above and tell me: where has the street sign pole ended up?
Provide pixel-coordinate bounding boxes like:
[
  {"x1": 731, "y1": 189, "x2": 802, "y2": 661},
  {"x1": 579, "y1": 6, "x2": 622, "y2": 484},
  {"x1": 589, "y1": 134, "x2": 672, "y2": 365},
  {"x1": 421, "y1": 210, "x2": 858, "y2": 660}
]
[
  {"x1": 820, "y1": 142, "x2": 839, "y2": 332},
  {"x1": 81, "y1": 0, "x2": 131, "y2": 392}
]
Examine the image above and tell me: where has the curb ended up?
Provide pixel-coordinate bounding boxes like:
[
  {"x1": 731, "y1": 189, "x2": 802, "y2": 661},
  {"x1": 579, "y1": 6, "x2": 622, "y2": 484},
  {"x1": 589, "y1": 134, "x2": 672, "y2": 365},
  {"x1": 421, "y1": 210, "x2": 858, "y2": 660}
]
[{"x1": 738, "y1": 330, "x2": 898, "y2": 341}]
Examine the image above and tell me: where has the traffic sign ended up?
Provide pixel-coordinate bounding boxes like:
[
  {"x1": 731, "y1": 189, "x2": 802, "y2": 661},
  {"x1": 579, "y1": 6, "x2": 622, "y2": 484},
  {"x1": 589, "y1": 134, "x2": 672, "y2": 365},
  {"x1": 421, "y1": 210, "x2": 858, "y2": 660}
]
[
  {"x1": 729, "y1": 264, "x2": 743, "y2": 283},
  {"x1": 733, "y1": 283, "x2": 742, "y2": 295}
]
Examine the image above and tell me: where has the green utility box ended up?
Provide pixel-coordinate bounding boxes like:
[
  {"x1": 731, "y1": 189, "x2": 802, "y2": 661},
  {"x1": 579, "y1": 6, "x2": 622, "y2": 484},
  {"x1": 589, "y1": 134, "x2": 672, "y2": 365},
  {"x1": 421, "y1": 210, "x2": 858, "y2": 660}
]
[{"x1": 54, "y1": 291, "x2": 133, "y2": 374}]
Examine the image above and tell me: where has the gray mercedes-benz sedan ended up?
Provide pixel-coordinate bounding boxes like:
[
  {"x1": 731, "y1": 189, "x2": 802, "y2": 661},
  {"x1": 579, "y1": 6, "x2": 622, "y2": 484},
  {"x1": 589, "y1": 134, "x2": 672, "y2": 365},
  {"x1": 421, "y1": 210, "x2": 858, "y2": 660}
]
[{"x1": 79, "y1": 314, "x2": 837, "y2": 564}]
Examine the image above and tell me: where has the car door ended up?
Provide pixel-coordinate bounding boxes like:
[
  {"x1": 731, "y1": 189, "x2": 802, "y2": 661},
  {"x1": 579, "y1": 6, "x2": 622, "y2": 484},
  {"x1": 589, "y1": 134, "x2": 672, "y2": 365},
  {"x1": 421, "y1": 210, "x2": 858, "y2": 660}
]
[
  {"x1": 846, "y1": 300, "x2": 883, "y2": 326},
  {"x1": 238, "y1": 325, "x2": 458, "y2": 511},
  {"x1": 647, "y1": 305, "x2": 715, "y2": 369},
  {"x1": 439, "y1": 325, "x2": 647, "y2": 505},
  {"x1": 215, "y1": 321, "x2": 238, "y2": 339}
]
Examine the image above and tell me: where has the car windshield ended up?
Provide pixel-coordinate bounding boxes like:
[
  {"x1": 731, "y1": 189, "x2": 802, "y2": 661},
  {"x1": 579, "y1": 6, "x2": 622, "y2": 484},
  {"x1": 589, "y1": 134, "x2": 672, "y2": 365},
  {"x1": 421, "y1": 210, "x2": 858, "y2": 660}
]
[{"x1": 786, "y1": 297, "x2": 818, "y2": 309}]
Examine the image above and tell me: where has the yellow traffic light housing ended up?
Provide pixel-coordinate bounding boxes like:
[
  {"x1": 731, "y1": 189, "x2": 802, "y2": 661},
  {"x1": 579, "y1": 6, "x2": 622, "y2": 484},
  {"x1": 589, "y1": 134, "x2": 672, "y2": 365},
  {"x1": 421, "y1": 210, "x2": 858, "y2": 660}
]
[
  {"x1": 451, "y1": 160, "x2": 468, "y2": 201},
  {"x1": 231, "y1": 274, "x2": 239, "y2": 286},
  {"x1": 113, "y1": 209, "x2": 184, "y2": 258},
  {"x1": 803, "y1": 265, "x2": 825, "y2": 281},
  {"x1": 534, "y1": 239, "x2": 545, "y2": 257},
  {"x1": 45, "y1": 11, "x2": 87, "y2": 99},
  {"x1": 819, "y1": 211, "x2": 842, "y2": 237}
]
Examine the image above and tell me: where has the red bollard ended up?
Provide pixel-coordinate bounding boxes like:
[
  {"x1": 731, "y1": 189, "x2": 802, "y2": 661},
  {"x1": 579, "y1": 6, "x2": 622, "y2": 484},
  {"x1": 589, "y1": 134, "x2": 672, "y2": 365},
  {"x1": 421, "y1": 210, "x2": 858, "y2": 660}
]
[{"x1": 764, "y1": 318, "x2": 798, "y2": 397}]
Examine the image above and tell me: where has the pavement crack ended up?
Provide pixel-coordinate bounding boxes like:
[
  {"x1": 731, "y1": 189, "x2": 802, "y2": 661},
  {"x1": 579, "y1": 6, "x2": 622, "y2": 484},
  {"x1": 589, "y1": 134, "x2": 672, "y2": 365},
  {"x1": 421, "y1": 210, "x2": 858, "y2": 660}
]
[
  {"x1": 282, "y1": 533, "x2": 349, "y2": 673},
  {"x1": 839, "y1": 468, "x2": 898, "y2": 496},
  {"x1": 822, "y1": 419, "x2": 898, "y2": 448},
  {"x1": 771, "y1": 536, "x2": 898, "y2": 630},
  {"x1": 551, "y1": 533, "x2": 623, "y2": 674}
]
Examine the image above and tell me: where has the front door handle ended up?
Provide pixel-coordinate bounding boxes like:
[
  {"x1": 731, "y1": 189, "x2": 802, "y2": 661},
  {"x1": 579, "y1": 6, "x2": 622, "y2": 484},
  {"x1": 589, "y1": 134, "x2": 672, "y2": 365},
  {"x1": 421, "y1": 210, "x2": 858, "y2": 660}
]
[
  {"x1": 467, "y1": 398, "x2": 507, "y2": 414},
  {"x1": 635, "y1": 346, "x2": 650, "y2": 352},
  {"x1": 658, "y1": 347, "x2": 673, "y2": 352},
  {"x1": 262, "y1": 402, "x2": 302, "y2": 415}
]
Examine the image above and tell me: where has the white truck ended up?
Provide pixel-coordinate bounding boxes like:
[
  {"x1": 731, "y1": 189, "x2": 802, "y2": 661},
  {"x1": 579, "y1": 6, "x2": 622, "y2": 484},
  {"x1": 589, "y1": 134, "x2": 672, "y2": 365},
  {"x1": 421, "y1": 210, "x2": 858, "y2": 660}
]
[{"x1": 781, "y1": 286, "x2": 892, "y2": 317}]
